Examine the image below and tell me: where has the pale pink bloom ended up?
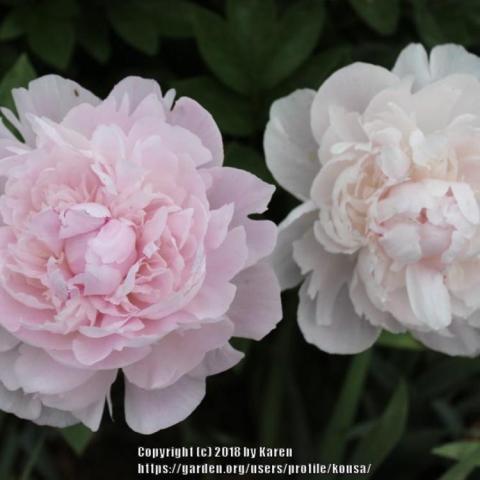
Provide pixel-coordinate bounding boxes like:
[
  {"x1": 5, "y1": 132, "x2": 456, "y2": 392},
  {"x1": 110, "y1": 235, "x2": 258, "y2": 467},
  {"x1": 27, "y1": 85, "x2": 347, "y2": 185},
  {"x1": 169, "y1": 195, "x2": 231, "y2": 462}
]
[
  {"x1": 0, "y1": 75, "x2": 281, "y2": 433},
  {"x1": 265, "y1": 44, "x2": 480, "y2": 356}
]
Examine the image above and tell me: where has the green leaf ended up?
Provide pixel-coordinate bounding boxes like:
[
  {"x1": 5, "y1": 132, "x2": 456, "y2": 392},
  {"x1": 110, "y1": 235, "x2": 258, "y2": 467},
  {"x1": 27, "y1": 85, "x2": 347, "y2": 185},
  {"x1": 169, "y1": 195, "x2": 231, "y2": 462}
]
[
  {"x1": 193, "y1": 1, "x2": 324, "y2": 93},
  {"x1": 108, "y1": 1, "x2": 159, "y2": 55},
  {"x1": 19, "y1": 430, "x2": 46, "y2": 480},
  {"x1": 226, "y1": 0, "x2": 277, "y2": 82},
  {"x1": 376, "y1": 331, "x2": 423, "y2": 351},
  {"x1": 259, "y1": 320, "x2": 293, "y2": 447},
  {"x1": 173, "y1": 76, "x2": 256, "y2": 136},
  {"x1": 192, "y1": 7, "x2": 250, "y2": 95},
  {"x1": 436, "y1": 443, "x2": 480, "y2": 480},
  {"x1": 412, "y1": 0, "x2": 480, "y2": 47},
  {"x1": 40, "y1": 0, "x2": 79, "y2": 19},
  {"x1": 0, "y1": 54, "x2": 36, "y2": 110},
  {"x1": 137, "y1": 0, "x2": 197, "y2": 38},
  {"x1": 434, "y1": 441, "x2": 480, "y2": 465},
  {"x1": 350, "y1": 380, "x2": 409, "y2": 477},
  {"x1": 349, "y1": 0, "x2": 400, "y2": 35},
  {"x1": 226, "y1": 0, "x2": 277, "y2": 39},
  {"x1": 61, "y1": 424, "x2": 94, "y2": 456},
  {"x1": 230, "y1": 337, "x2": 251, "y2": 355},
  {"x1": 0, "y1": 424, "x2": 19, "y2": 479},
  {"x1": 320, "y1": 350, "x2": 371, "y2": 464},
  {"x1": 412, "y1": 0, "x2": 446, "y2": 47},
  {"x1": 287, "y1": 369, "x2": 312, "y2": 461},
  {"x1": 262, "y1": 0, "x2": 325, "y2": 89},
  {"x1": 278, "y1": 46, "x2": 352, "y2": 93},
  {"x1": 77, "y1": 13, "x2": 111, "y2": 63},
  {"x1": 27, "y1": 17, "x2": 75, "y2": 69},
  {"x1": 415, "y1": 358, "x2": 480, "y2": 400},
  {"x1": 225, "y1": 142, "x2": 274, "y2": 183},
  {"x1": 432, "y1": 400, "x2": 464, "y2": 438},
  {"x1": 0, "y1": 9, "x2": 25, "y2": 41}
]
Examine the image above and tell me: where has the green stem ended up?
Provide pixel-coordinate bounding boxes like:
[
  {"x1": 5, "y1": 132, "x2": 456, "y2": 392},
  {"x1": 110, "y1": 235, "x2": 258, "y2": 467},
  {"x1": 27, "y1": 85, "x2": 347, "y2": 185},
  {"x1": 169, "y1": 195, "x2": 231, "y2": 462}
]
[
  {"x1": 259, "y1": 318, "x2": 293, "y2": 447},
  {"x1": 319, "y1": 349, "x2": 372, "y2": 464},
  {"x1": 20, "y1": 430, "x2": 47, "y2": 480}
]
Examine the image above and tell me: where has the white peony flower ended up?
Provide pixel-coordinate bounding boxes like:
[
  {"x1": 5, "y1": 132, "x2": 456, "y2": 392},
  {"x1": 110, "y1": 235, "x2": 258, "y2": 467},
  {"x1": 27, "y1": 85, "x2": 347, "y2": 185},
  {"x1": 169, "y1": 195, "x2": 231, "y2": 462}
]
[{"x1": 265, "y1": 44, "x2": 480, "y2": 356}]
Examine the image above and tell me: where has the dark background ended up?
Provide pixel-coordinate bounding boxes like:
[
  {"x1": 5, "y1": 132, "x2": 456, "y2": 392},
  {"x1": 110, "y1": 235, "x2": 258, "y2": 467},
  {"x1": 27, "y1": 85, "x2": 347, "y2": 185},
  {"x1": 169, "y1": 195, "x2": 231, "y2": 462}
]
[{"x1": 1, "y1": 0, "x2": 480, "y2": 478}]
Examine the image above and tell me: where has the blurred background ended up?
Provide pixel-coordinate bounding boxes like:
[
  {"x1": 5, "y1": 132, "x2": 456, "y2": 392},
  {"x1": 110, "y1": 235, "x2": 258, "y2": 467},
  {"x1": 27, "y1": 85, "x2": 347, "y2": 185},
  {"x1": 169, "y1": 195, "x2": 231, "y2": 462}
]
[{"x1": 0, "y1": 0, "x2": 480, "y2": 478}]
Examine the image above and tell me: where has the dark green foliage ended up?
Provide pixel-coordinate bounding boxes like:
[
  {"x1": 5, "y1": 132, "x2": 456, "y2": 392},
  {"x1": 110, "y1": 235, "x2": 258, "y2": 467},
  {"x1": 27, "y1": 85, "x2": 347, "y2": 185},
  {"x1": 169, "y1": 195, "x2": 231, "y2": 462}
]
[{"x1": 0, "y1": 1, "x2": 480, "y2": 479}]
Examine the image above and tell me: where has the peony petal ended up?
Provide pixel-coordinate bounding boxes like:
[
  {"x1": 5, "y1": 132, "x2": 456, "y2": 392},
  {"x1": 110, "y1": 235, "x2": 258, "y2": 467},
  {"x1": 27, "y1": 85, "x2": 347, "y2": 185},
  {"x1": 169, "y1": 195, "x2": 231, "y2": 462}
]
[
  {"x1": 41, "y1": 370, "x2": 116, "y2": 411},
  {"x1": 141, "y1": 207, "x2": 169, "y2": 249},
  {"x1": 0, "y1": 384, "x2": 41, "y2": 420},
  {"x1": 71, "y1": 335, "x2": 120, "y2": 366},
  {"x1": 406, "y1": 264, "x2": 451, "y2": 330},
  {"x1": 106, "y1": 76, "x2": 162, "y2": 113},
  {"x1": 293, "y1": 229, "x2": 353, "y2": 325},
  {"x1": 206, "y1": 166, "x2": 276, "y2": 265},
  {"x1": 0, "y1": 287, "x2": 52, "y2": 332},
  {"x1": 0, "y1": 326, "x2": 19, "y2": 352},
  {"x1": 205, "y1": 203, "x2": 234, "y2": 250},
  {"x1": 49, "y1": 344, "x2": 151, "y2": 371},
  {"x1": 430, "y1": 44, "x2": 480, "y2": 84},
  {"x1": 412, "y1": 77, "x2": 471, "y2": 133},
  {"x1": 14, "y1": 346, "x2": 95, "y2": 395},
  {"x1": 379, "y1": 223, "x2": 422, "y2": 265},
  {"x1": 413, "y1": 320, "x2": 480, "y2": 357},
  {"x1": 12, "y1": 75, "x2": 99, "y2": 145},
  {"x1": 170, "y1": 97, "x2": 223, "y2": 167},
  {"x1": 242, "y1": 218, "x2": 277, "y2": 267},
  {"x1": 269, "y1": 201, "x2": 317, "y2": 290},
  {"x1": 73, "y1": 266, "x2": 123, "y2": 296},
  {"x1": 71, "y1": 398, "x2": 106, "y2": 431},
  {"x1": 29, "y1": 209, "x2": 63, "y2": 255},
  {"x1": 0, "y1": 348, "x2": 20, "y2": 390},
  {"x1": 392, "y1": 43, "x2": 431, "y2": 90},
  {"x1": 451, "y1": 183, "x2": 480, "y2": 224},
  {"x1": 59, "y1": 203, "x2": 110, "y2": 239},
  {"x1": 298, "y1": 283, "x2": 380, "y2": 354},
  {"x1": 264, "y1": 89, "x2": 319, "y2": 200},
  {"x1": 310, "y1": 157, "x2": 356, "y2": 209},
  {"x1": 190, "y1": 344, "x2": 244, "y2": 377},
  {"x1": 87, "y1": 219, "x2": 136, "y2": 265},
  {"x1": 185, "y1": 280, "x2": 236, "y2": 320},
  {"x1": 311, "y1": 62, "x2": 398, "y2": 144},
  {"x1": 205, "y1": 226, "x2": 248, "y2": 283},
  {"x1": 228, "y1": 263, "x2": 282, "y2": 340},
  {"x1": 124, "y1": 319, "x2": 233, "y2": 390},
  {"x1": 34, "y1": 407, "x2": 78, "y2": 428},
  {"x1": 124, "y1": 375, "x2": 205, "y2": 434},
  {"x1": 349, "y1": 272, "x2": 398, "y2": 330},
  {"x1": 206, "y1": 167, "x2": 275, "y2": 220},
  {"x1": 328, "y1": 106, "x2": 366, "y2": 143},
  {"x1": 393, "y1": 43, "x2": 480, "y2": 91},
  {"x1": 91, "y1": 124, "x2": 127, "y2": 162}
]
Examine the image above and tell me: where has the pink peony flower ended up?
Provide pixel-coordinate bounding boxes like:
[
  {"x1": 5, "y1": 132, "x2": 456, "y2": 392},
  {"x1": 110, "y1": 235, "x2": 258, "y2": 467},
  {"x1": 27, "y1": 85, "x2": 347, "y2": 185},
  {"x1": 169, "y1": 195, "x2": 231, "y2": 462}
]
[
  {"x1": 265, "y1": 44, "x2": 480, "y2": 356},
  {"x1": 0, "y1": 75, "x2": 281, "y2": 433}
]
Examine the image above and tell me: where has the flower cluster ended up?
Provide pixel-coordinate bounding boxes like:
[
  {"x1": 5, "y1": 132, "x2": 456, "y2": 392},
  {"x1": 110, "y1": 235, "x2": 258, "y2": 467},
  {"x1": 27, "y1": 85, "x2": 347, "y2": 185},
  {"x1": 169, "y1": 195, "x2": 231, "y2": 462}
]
[
  {"x1": 266, "y1": 44, "x2": 480, "y2": 356},
  {"x1": 0, "y1": 76, "x2": 281, "y2": 433}
]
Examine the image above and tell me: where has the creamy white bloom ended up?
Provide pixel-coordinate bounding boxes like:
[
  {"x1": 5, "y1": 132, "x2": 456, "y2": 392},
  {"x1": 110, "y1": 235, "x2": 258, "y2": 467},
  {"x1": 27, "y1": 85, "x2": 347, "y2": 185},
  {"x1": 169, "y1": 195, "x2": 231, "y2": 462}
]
[{"x1": 265, "y1": 44, "x2": 480, "y2": 356}]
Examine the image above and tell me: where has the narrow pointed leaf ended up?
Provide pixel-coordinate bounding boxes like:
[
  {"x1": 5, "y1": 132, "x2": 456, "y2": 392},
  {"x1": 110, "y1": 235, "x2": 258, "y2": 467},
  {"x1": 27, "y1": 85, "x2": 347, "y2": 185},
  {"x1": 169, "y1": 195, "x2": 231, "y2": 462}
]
[
  {"x1": 320, "y1": 350, "x2": 372, "y2": 464},
  {"x1": 438, "y1": 444, "x2": 480, "y2": 480},
  {"x1": 377, "y1": 331, "x2": 423, "y2": 350},
  {"x1": 0, "y1": 54, "x2": 36, "y2": 111},
  {"x1": 61, "y1": 424, "x2": 94, "y2": 456},
  {"x1": 192, "y1": 7, "x2": 250, "y2": 94},
  {"x1": 433, "y1": 441, "x2": 480, "y2": 466},
  {"x1": 350, "y1": 380, "x2": 409, "y2": 477},
  {"x1": 349, "y1": 0, "x2": 400, "y2": 35}
]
